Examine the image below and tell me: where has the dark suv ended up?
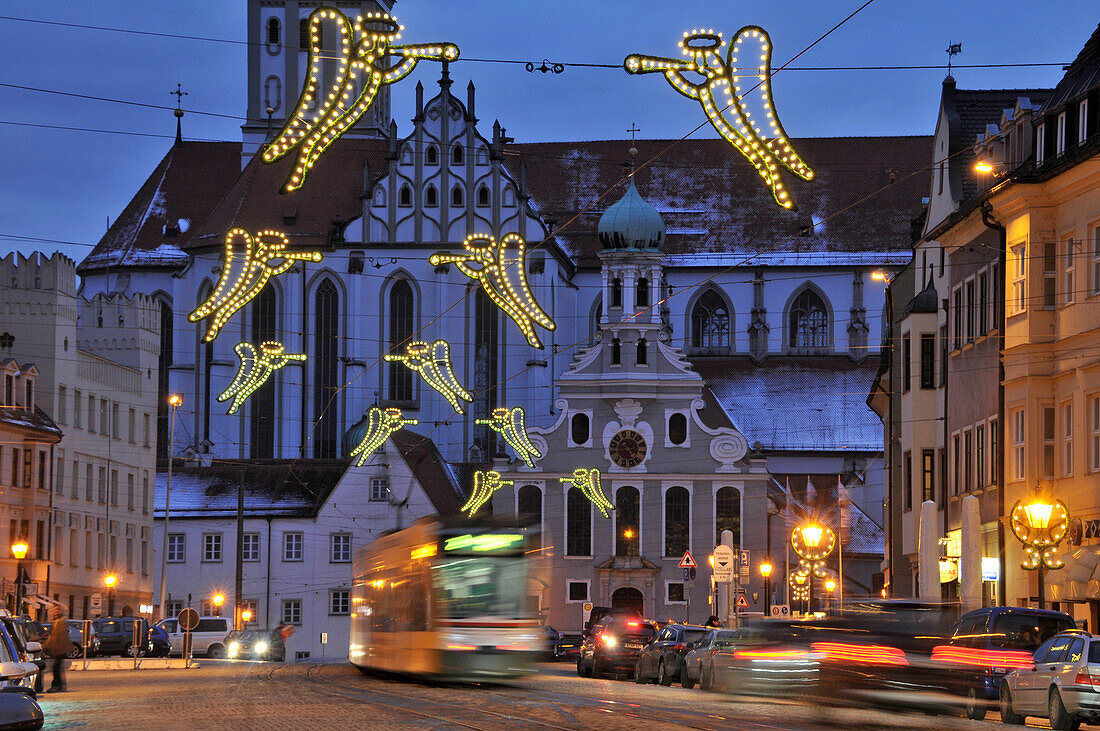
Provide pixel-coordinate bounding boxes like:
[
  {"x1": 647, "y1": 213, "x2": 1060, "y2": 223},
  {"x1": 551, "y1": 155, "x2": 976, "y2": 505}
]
[
  {"x1": 633, "y1": 623, "x2": 710, "y2": 686},
  {"x1": 92, "y1": 617, "x2": 150, "y2": 657},
  {"x1": 577, "y1": 616, "x2": 657, "y2": 679},
  {"x1": 937, "y1": 606, "x2": 1075, "y2": 719}
]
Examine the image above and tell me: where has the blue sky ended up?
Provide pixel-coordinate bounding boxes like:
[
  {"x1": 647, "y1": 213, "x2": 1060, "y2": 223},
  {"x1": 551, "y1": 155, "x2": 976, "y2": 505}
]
[{"x1": 1, "y1": 1, "x2": 1095, "y2": 265}]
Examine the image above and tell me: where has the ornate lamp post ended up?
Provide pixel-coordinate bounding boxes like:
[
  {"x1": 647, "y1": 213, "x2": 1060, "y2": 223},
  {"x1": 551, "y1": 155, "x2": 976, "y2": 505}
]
[
  {"x1": 1009, "y1": 498, "x2": 1068, "y2": 609},
  {"x1": 760, "y1": 561, "x2": 773, "y2": 616},
  {"x1": 791, "y1": 523, "x2": 835, "y2": 614},
  {"x1": 158, "y1": 394, "x2": 183, "y2": 621},
  {"x1": 105, "y1": 573, "x2": 118, "y2": 616},
  {"x1": 212, "y1": 593, "x2": 225, "y2": 616},
  {"x1": 10, "y1": 541, "x2": 28, "y2": 615}
]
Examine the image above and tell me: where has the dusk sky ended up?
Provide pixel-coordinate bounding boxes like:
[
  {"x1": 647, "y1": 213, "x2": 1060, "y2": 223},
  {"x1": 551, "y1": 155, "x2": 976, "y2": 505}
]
[{"x1": 1, "y1": 1, "x2": 1096, "y2": 267}]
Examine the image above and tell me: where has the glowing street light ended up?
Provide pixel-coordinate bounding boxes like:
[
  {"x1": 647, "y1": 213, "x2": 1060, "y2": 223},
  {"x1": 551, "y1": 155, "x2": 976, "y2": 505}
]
[
  {"x1": 240, "y1": 609, "x2": 253, "y2": 623},
  {"x1": 760, "y1": 561, "x2": 773, "y2": 616},
  {"x1": 212, "y1": 593, "x2": 225, "y2": 611},
  {"x1": 104, "y1": 574, "x2": 117, "y2": 589},
  {"x1": 1009, "y1": 497, "x2": 1068, "y2": 609},
  {"x1": 10, "y1": 542, "x2": 28, "y2": 560},
  {"x1": 825, "y1": 579, "x2": 837, "y2": 593}
]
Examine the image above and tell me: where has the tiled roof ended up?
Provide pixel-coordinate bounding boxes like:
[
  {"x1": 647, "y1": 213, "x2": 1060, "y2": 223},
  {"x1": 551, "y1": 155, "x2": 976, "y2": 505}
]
[
  {"x1": 508, "y1": 136, "x2": 931, "y2": 265},
  {"x1": 153, "y1": 459, "x2": 349, "y2": 519},
  {"x1": 187, "y1": 137, "x2": 390, "y2": 252},
  {"x1": 78, "y1": 142, "x2": 242, "y2": 273},
  {"x1": 697, "y1": 356, "x2": 882, "y2": 452},
  {"x1": 0, "y1": 406, "x2": 62, "y2": 440},
  {"x1": 1041, "y1": 23, "x2": 1100, "y2": 112},
  {"x1": 769, "y1": 472, "x2": 883, "y2": 555},
  {"x1": 391, "y1": 428, "x2": 465, "y2": 516}
]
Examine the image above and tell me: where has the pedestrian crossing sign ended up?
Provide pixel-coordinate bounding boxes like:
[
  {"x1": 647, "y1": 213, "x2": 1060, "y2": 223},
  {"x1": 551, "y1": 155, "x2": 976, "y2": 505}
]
[{"x1": 678, "y1": 550, "x2": 697, "y2": 568}]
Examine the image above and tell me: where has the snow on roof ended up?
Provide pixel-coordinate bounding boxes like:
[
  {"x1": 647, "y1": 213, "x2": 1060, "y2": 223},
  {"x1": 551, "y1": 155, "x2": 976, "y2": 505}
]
[
  {"x1": 0, "y1": 406, "x2": 62, "y2": 439},
  {"x1": 667, "y1": 250, "x2": 912, "y2": 268},
  {"x1": 698, "y1": 357, "x2": 882, "y2": 452}
]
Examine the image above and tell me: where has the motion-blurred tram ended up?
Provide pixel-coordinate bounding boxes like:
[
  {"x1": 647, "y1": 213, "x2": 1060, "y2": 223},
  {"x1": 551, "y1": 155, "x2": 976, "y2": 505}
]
[{"x1": 349, "y1": 517, "x2": 540, "y2": 680}]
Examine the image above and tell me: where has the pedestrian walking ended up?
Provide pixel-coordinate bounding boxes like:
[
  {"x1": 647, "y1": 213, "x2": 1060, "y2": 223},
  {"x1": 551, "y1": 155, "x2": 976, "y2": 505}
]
[
  {"x1": 44, "y1": 607, "x2": 70, "y2": 692},
  {"x1": 704, "y1": 615, "x2": 721, "y2": 628}
]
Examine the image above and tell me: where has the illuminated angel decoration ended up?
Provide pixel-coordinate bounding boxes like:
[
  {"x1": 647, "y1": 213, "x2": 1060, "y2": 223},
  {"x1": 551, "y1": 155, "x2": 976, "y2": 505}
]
[
  {"x1": 218, "y1": 341, "x2": 306, "y2": 415},
  {"x1": 263, "y1": 8, "x2": 459, "y2": 192},
  {"x1": 384, "y1": 340, "x2": 472, "y2": 414},
  {"x1": 429, "y1": 234, "x2": 555, "y2": 349},
  {"x1": 461, "y1": 470, "x2": 514, "y2": 516},
  {"x1": 625, "y1": 26, "x2": 813, "y2": 210},
  {"x1": 348, "y1": 406, "x2": 418, "y2": 467},
  {"x1": 560, "y1": 468, "x2": 615, "y2": 518},
  {"x1": 189, "y1": 228, "x2": 321, "y2": 342},
  {"x1": 476, "y1": 406, "x2": 542, "y2": 467}
]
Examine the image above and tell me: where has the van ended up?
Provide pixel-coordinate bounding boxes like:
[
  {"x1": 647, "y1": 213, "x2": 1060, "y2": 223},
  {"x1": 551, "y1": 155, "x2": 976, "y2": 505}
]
[
  {"x1": 155, "y1": 616, "x2": 231, "y2": 658},
  {"x1": 941, "y1": 606, "x2": 1076, "y2": 719}
]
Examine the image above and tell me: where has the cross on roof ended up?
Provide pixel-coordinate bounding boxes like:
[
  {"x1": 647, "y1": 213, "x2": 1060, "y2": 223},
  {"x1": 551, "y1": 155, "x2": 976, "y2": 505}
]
[
  {"x1": 171, "y1": 83, "x2": 188, "y2": 110},
  {"x1": 627, "y1": 123, "x2": 640, "y2": 144}
]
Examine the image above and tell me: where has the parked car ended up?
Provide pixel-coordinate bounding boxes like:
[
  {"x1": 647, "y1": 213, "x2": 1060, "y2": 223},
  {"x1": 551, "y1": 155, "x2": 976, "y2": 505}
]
[
  {"x1": 681, "y1": 629, "x2": 740, "y2": 689},
  {"x1": 92, "y1": 617, "x2": 150, "y2": 657},
  {"x1": 633, "y1": 623, "x2": 709, "y2": 686},
  {"x1": 154, "y1": 616, "x2": 231, "y2": 658},
  {"x1": 146, "y1": 624, "x2": 171, "y2": 657},
  {"x1": 577, "y1": 616, "x2": 657, "y2": 679},
  {"x1": 0, "y1": 689, "x2": 43, "y2": 730},
  {"x1": 553, "y1": 631, "x2": 584, "y2": 662},
  {"x1": 1000, "y1": 630, "x2": 1100, "y2": 728},
  {"x1": 64, "y1": 620, "x2": 100, "y2": 658},
  {"x1": 936, "y1": 606, "x2": 1075, "y2": 720},
  {"x1": 226, "y1": 629, "x2": 286, "y2": 662},
  {"x1": 0, "y1": 614, "x2": 38, "y2": 689},
  {"x1": 0, "y1": 615, "x2": 43, "y2": 691}
]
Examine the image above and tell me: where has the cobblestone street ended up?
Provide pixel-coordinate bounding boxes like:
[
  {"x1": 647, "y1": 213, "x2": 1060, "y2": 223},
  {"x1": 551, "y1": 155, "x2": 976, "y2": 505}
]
[{"x1": 36, "y1": 661, "x2": 1019, "y2": 730}]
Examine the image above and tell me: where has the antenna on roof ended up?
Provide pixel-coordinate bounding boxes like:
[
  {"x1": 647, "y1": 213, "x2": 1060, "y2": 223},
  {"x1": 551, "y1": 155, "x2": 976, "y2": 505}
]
[
  {"x1": 171, "y1": 83, "x2": 188, "y2": 144},
  {"x1": 945, "y1": 43, "x2": 962, "y2": 76}
]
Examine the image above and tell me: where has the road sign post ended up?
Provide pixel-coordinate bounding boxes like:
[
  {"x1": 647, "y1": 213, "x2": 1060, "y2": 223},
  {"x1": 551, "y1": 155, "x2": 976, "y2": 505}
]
[
  {"x1": 712, "y1": 545, "x2": 735, "y2": 583},
  {"x1": 739, "y1": 549, "x2": 750, "y2": 584},
  {"x1": 179, "y1": 608, "x2": 199, "y2": 668}
]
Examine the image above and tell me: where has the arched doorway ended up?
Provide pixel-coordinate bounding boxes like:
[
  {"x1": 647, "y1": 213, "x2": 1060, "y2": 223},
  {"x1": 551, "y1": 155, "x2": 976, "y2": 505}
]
[{"x1": 611, "y1": 587, "x2": 643, "y2": 617}]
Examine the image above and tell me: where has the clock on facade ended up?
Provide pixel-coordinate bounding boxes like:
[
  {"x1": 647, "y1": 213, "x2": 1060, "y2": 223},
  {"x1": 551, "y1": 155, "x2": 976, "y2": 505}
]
[{"x1": 608, "y1": 429, "x2": 648, "y2": 468}]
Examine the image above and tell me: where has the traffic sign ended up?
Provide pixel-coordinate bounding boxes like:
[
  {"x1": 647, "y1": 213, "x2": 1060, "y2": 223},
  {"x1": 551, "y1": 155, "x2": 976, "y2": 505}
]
[
  {"x1": 320, "y1": 632, "x2": 328, "y2": 645},
  {"x1": 90, "y1": 592, "x2": 103, "y2": 618},
  {"x1": 770, "y1": 604, "x2": 791, "y2": 618},
  {"x1": 712, "y1": 545, "x2": 735, "y2": 583},
  {"x1": 735, "y1": 594, "x2": 750, "y2": 610},
  {"x1": 739, "y1": 549, "x2": 750, "y2": 581},
  {"x1": 678, "y1": 550, "x2": 698, "y2": 569},
  {"x1": 178, "y1": 607, "x2": 199, "y2": 632}
]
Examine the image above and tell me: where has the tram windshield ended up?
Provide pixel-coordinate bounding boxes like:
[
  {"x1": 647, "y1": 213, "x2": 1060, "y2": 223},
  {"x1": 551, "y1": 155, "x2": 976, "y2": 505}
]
[{"x1": 433, "y1": 557, "x2": 527, "y2": 619}]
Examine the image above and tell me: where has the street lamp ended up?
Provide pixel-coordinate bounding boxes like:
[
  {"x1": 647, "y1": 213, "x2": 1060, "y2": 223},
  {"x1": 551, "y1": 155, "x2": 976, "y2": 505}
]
[
  {"x1": 791, "y1": 523, "x2": 835, "y2": 614},
  {"x1": 1009, "y1": 497, "x2": 1068, "y2": 609},
  {"x1": 159, "y1": 393, "x2": 183, "y2": 621},
  {"x1": 105, "y1": 574, "x2": 118, "y2": 616},
  {"x1": 10, "y1": 541, "x2": 28, "y2": 615},
  {"x1": 760, "y1": 561, "x2": 773, "y2": 616},
  {"x1": 825, "y1": 579, "x2": 836, "y2": 593},
  {"x1": 240, "y1": 609, "x2": 253, "y2": 624},
  {"x1": 212, "y1": 593, "x2": 225, "y2": 615}
]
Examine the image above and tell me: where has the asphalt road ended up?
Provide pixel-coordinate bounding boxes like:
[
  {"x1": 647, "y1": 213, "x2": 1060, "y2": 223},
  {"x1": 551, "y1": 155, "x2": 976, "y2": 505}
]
[{"x1": 36, "y1": 660, "x2": 1052, "y2": 729}]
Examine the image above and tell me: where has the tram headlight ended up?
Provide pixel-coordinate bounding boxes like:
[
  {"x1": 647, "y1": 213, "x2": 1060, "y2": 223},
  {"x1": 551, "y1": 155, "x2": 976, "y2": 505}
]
[
  {"x1": 228, "y1": 641, "x2": 239, "y2": 658},
  {"x1": 255, "y1": 641, "x2": 269, "y2": 655}
]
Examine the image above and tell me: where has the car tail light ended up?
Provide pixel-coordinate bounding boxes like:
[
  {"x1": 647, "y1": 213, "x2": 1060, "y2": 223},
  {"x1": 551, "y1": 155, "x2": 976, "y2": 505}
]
[
  {"x1": 626, "y1": 621, "x2": 640, "y2": 627},
  {"x1": 497, "y1": 644, "x2": 530, "y2": 652},
  {"x1": 734, "y1": 647, "x2": 810, "y2": 660},
  {"x1": 811, "y1": 642, "x2": 909, "y2": 666},
  {"x1": 930, "y1": 645, "x2": 1034, "y2": 670},
  {"x1": 1076, "y1": 671, "x2": 1099, "y2": 686},
  {"x1": 673, "y1": 643, "x2": 686, "y2": 652}
]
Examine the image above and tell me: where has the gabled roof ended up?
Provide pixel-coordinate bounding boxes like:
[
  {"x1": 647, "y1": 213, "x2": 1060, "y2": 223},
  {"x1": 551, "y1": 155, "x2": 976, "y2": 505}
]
[
  {"x1": 188, "y1": 136, "x2": 389, "y2": 252},
  {"x1": 78, "y1": 142, "x2": 242, "y2": 273},
  {"x1": 508, "y1": 136, "x2": 931, "y2": 266},
  {"x1": 1041, "y1": 22, "x2": 1100, "y2": 112},
  {"x1": 0, "y1": 406, "x2": 62, "y2": 441},
  {"x1": 391, "y1": 428, "x2": 465, "y2": 516},
  {"x1": 696, "y1": 356, "x2": 882, "y2": 452}
]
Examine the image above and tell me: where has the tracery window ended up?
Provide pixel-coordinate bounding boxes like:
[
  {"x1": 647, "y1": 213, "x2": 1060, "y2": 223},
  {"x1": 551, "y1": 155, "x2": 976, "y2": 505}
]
[
  {"x1": 387, "y1": 280, "x2": 415, "y2": 402},
  {"x1": 691, "y1": 290, "x2": 730, "y2": 350},
  {"x1": 789, "y1": 288, "x2": 829, "y2": 350},
  {"x1": 313, "y1": 279, "x2": 339, "y2": 458}
]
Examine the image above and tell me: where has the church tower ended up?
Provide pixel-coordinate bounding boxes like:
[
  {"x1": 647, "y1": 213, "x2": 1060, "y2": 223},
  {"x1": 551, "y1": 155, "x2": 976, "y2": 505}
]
[{"x1": 242, "y1": 0, "x2": 396, "y2": 166}]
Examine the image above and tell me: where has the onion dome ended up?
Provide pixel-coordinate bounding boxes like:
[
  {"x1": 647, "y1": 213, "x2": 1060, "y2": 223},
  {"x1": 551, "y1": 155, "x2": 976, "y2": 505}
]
[
  {"x1": 906, "y1": 267, "x2": 939, "y2": 315},
  {"x1": 342, "y1": 412, "x2": 372, "y2": 458},
  {"x1": 598, "y1": 150, "x2": 665, "y2": 251}
]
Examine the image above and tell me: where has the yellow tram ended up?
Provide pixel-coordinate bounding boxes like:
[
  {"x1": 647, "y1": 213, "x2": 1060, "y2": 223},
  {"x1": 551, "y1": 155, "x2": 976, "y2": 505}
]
[{"x1": 349, "y1": 517, "x2": 540, "y2": 680}]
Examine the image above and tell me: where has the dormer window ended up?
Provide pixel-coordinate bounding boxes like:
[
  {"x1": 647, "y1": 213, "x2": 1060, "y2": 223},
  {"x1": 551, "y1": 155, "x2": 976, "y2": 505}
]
[
  {"x1": 24, "y1": 378, "x2": 33, "y2": 411},
  {"x1": 1036, "y1": 122, "x2": 1046, "y2": 165},
  {"x1": 1056, "y1": 112, "x2": 1067, "y2": 155},
  {"x1": 1080, "y1": 100, "x2": 1089, "y2": 145},
  {"x1": 637, "y1": 277, "x2": 649, "y2": 307},
  {"x1": 611, "y1": 278, "x2": 622, "y2": 308}
]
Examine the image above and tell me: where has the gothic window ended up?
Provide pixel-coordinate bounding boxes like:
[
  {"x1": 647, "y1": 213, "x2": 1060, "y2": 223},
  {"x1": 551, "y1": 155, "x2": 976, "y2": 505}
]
[
  {"x1": 517, "y1": 485, "x2": 542, "y2": 549},
  {"x1": 789, "y1": 288, "x2": 829, "y2": 350},
  {"x1": 387, "y1": 280, "x2": 415, "y2": 402},
  {"x1": 266, "y1": 18, "x2": 280, "y2": 48},
  {"x1": 664, "y1": 486, "x2": 689, "y2": 557},
  {"x1": 476, "y1": 185, "x2": 490, "y2": 207},
  {"x1": 298, "y1": 18, "x2": 309, "y2": 49},
  {"x1": 615, "y1": 486, "x2": 640, "y2": 557},
  {"x1": 425, "y1": 145, "x2": 438, "y2": 165},
  {"x1": 570, "y1": 413, "x2": 590, "y2": 445},
  {"x1": 398, "y1": 184, "x2": 412, "y2": 207},
  {"x1": 636, "y1": 338, "x2": 647, "y2": 365},
  {"x1": 637, "y1": 277, "x2": 650, "y2": 307},
  {"x1": 715, "y1": 486, "x2": 741, "y2": 546},
  {"x1": 156, "y1": 300, "x2": 173, "y2": 460},
  {"x1": 565, "y1": 487, "x2": 591, "y2": 556},
  {"x1": 424, "y1": 185, "x2": 437, "y2": 207},
  {"x1": 313, "y1": 279, "x2": 339, "y2": 458},
  {"x1": 611, "y1": 278, "x2": 623, "y2": 308},
  {"x1": 473, "y1": 290, "x2": 499, "y2": 457},
  {"x1": 451, "y1": 144, "x2": 464, "y2": 165},
  {"x1": 251, "y1": 286, "x2": 278, "y2": 458},
  {"x1": 691, "y1": 290, "x2": 730, "y2": 351},
  {"x1": 451, "y1": 185, "x2": 464, "y2": 207}
]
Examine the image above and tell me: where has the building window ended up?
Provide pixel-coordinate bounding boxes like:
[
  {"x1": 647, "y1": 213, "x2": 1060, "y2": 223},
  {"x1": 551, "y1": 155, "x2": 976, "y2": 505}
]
[
  {"x1": 398, "y1": 184, "x2": 412, "y2": 207},
  {"x1": 1064, "y1": 237, "x2": 1076, "y2": 305},
  {"x1": 282, "y1": 600, "x2": 302, "y2": 625},
  {"x1": 570, "y1": 413, "x2": 590, "y2": 445},
  {"x1": 904, "y1": 451, "x2": 913, "y2": 509},
  {"x1": 952, "y1": 287, "x2": 963, "y2": 349},
  {"x1": 1043, "y1": 406, "x2": 1056, "y2": 477},
  {"x1": 266, "y1": 17, "x2": 280, "y2": 47},
  {"x1": 1092, "y1": 228, "x2": 1100, "y2": 295},
  {"x1": 73, "y1": 389, "x2": 81, "y2": 428},
  {"x1": 1013, "y1": 408, "x2": 1026, "y2": 480},
  {"x1": 517, "y1": 484, "x2": 542, "y2": 550},
  {"x1": 1056, "y1": 111, "x2": 1067, "y2": 155},
  {"x1": 38, "y1": 452, "x2": 47, "y2": 490},
  {"x1": 977, "y1": 271, "x2": 988, "y2": 335},
  {"x1": 1091, "y1": 395, "x2": 1100, "y2": 472},
  {"x1": 566, "y1": 580, "x2": 589, "y2": 603},
  {"x1": 789, "y1": 288, "x2": 828, "y2": 350},
  {"x1": 965, "y1": 280, "x2": 976, "y2": 340},
  {"x1": 921, "y1": 449, "x2": 935, "y2": 503},
  {"x1": 451, "y1": 144, "x2": 464, "y2": 165},
  {"x1": 664, "y1": 486, "x2": 689, "y2": 557},
  {"x1": 242, "y1": 532, "x2": 260, "y2": 562},
  {"x1": 715, "y1": 486, "x2": 740, "y2": 546},
  {"x1": 1062, "y1": 402, "x2": 1073, "y2": 477},
  {"x1": 919, "y1": 334, "x2": 935, "y2": 389},
  {"x1": 1042, "y1": 242, "x2": 1057, "y2": 308},
  {"x1": 251, "y1": 285, "x2": 278, "y2": 458},
  {"x1": 938, "y1": 447, "x2": 947, "y2": 507},
  {"x1": 1011, "y1": 243, "x2": 1027, "y2": 314},
  {"x1": 1079, "y1": 100, "x2": 1089, "y2": 145},
  {"x1": 451, "y1": 185, "x2": 463, "y2": 207},
  {"x1": 939, "y1": 325, "x2": 948, "y2": 387},
  {"x1": 637, "y1": 277, "x2": 650, "y2": 307},
  {"x1": 473, "y1": 289, "x2": 500, "y2": 458},
  {"x1": 615, "y1": 486, "x2": 640, "y2": 557},
  {"x1": 668, "y1": 413, "x2": 687, "y2": 445},
  {"x1": 424, "y1": 185, "x2": 437, "y2": 207},
  {"x1": 690, "y1": 290, "x2": 730, "y2": 351},
  {"x1": 636, "y1": 338, "x2": 648, "y2": 365},
  {"x1": 369, "y1": 477, "x2": 389, "y2": 502},
  {"x1": 425, "y1": 144, "x2": 438, "y2": 165},
  {"x1": 284, "y1": 533, "x2": 304, "y2": 562},
  {"x1": 565, "y1": 487, "x2": 592, "y2": 556},
  {"x1": 55, "y1": 456, "x2": 64, "y2": 495},
  {"x1": 313, "y1": 279, "x2": 339, "y2": 458},
  {"x1": 331, "y1": 533, "x2": 352, "y2": 563},
  {"x1": 666, "y1": 582, "x2": 686, "y2": 604},
  {"x1": 963, "y1": 430, "x2": 973, "y2": 492},
  {"x1": 57, "y1": 386, "x2": 66, "y2": 424},
  {"x1": 1036, "y1": 122, "x2": 1046, "y2": 165},
  {"x1": 476, "y1": 185, "x2": 490, "y2": 207},
  {"x1": 330, "y1": 589, "x2": 351, "y2": 615},
  {"x1": 610, "y1": 278, "x2": 622, "y2": 308},
  {"x1": 902, "y1": 332, "x2": 911, "y2": 392},
  {"x1": 156, "y1": 301, "x2": 172, "y2": 459},
  {"x1": 611, "y1": 337, "x2": 621, "y2": 365},
  {"x1": 387, "y1": 279, "x2": 415, "y2": 402},
  {"x1": 976, "y1": 424, "x2": 986, "y2": 487},
  {"x1": 990, "y1": 419, "x2": 999, "y2": 484},
  {"x1": 951, "y1": 436, "x2": 960, "y2": 496},
  {"x1": 202, "y1": 534, "x2": 222, "y2": 563}
]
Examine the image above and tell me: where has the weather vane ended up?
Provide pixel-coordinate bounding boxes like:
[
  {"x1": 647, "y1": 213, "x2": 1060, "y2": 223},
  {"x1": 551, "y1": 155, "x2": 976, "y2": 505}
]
[{"x1": 946, "y1": 42, "x2": 962, "y2": 75}]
